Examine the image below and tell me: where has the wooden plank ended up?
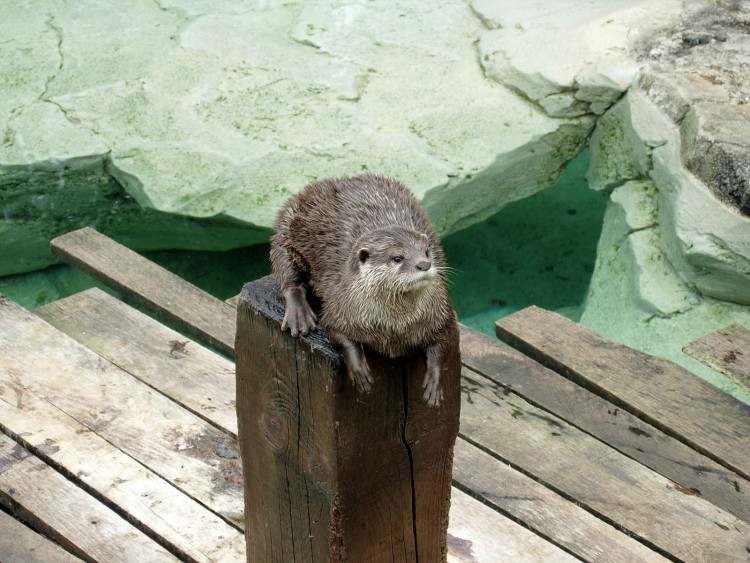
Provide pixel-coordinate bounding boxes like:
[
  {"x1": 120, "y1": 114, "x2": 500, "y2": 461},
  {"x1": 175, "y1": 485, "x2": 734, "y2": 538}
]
[
  {"x1": 37, "y1": 286, "x2": 750, "y2": 527},
  {"x1": 459, "y1": 326, "x2": 750, "y2": 523},
  {"x1": 495, "y1": 306, "x2": 750, "y2": 479},
  {"x1": 684, "y1": 324, "x2": 750, "y2": 392},
  {"x1": 36, "y1": 288, "x2": 238, "y2": 438},
  {"x1": 452, "y1": 440, "x2": 669, "y2": 563},
  {"x1": 446, "y1": 488, "x2": 578, "y2": 563},
  {"x1": 0, "y1": 295, "x2": 244, "y2": 527},
  {"x1": 0, "y1": 510, "x2": 84, "y2": 563},
  {"x1": 458, "y1": 365, "x2": 750, "y2": 562},
  {"x1": 0, "y1": 434, "x2": 177, "y2": 563},
  {"x1": 42, "y1": 227, "x2": 750, "y2": 560},
  {"x1": 0, "y1": 383, "x2": 245, "y2": 562},
  {"x1": 40, "y1": 286, "x2": 574, "y2": 560},
  {"x1": 50, "y1": 227, "x2": 236, "y2": 358},
  {"x1": 236, "y1": 277, "x2": 461, "y2": 562}
]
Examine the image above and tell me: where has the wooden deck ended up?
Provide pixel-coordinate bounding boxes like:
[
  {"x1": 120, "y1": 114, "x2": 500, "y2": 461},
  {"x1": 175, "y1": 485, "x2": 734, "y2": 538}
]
[{"x1": 1, "y1": 227, "x2": 749, "y2": 562}]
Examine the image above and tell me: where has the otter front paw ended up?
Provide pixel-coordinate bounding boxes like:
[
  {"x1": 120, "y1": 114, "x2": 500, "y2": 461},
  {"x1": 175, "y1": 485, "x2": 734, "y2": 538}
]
[
  {"x1": 422, "y1": 367, "x2": 443, "y2": 408},
  {"x1": 281, "y1": 286, "x2": 317, "y2": 336}
]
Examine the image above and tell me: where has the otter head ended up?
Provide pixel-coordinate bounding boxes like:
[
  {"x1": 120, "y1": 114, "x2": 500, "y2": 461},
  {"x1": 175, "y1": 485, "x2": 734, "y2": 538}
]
[{"x1": 352, "y1": 226, "x2": 437, "y2": 295}]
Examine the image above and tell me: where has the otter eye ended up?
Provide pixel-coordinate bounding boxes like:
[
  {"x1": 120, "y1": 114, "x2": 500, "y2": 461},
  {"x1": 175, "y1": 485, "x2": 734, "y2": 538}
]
[
  {"x1": 392, "y1": 255, "x2": 404, "y2": 264},
  {"x1": 425, "y1": 249, "x2": 430, "y2": 258}
]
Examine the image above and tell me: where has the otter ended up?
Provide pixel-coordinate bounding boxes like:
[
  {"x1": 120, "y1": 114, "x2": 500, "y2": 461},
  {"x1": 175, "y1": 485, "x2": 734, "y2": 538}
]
[{"x1": 270, "y1": 173, "x2": 457, "y2": 407}]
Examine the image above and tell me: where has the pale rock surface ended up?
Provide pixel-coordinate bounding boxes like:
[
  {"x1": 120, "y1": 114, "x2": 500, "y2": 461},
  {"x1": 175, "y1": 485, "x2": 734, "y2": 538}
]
[
  {"x1": 3, "y1": 0, "x2": 750, "y2": 401},
  {"x1": 581, "y1": 175, "x2": 750, "y2": 401},
  {"x1": 582, "y1": 0, "x2": 750, "y2": 401},
  {"x1": 1, "y1": 0, "x2": 607, "y2": 275},
  {"x1": 474, "y1": 0, "x2": 682, "y2": 117}
]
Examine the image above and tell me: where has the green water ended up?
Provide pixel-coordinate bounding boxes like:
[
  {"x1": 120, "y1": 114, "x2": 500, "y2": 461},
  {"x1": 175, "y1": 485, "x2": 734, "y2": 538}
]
[
  {"x1": 444, "y1": 151, "x2": 607, "y2": 334},
  {"x1": 0, "y1": 152, "x2": 606, "y2": 336}
]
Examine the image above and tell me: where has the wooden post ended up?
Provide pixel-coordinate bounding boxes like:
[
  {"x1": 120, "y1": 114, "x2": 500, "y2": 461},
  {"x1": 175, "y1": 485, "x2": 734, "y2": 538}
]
[{"x1": 235, "y1": 276, "x2": 461, "y2": 562}]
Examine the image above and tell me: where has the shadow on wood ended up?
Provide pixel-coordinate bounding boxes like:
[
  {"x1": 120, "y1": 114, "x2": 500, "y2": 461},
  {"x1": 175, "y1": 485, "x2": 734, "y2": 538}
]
[{"x1": 235, "y1": 276, "x2": 461, "y2": 562}]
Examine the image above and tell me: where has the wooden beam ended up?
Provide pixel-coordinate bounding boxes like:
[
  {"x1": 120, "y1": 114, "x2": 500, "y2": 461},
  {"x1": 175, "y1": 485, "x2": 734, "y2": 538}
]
[
  {"x1": 0, "y1": 294, "x2": 244, "y2": 530},
  {"x1": 36, "y1": 288, "x2": 238, "y2": 438},
  {"x1": 50, "y1": 227, "x2": 236, "y2": 358},
  {"x1": 459, "y1": 325, "x2": 750, "y2": 523},
  {"x1": 0, "y1": 510, "x2": 84, "y2": 563},
  {"x1": 235, "y1": 276, "x2": 461, "y2": 562},
  {"x1": 496, "y1": 306, "x2": 750, "y2": 480},
  {"x1": 38, "y1": 287, "x2": 583, "y2": 561},
  {"x1": 452, "y1": 441, "x2": 668, "y2": 563},
  {"x1": 684, "y1": 324, "x2": 750, "y2": 393},
  {"x1": 0, "y1": 362, "x2": 245, "y2": 562},
  {"x1": 446, "y1": 489, "x2": 578, "y2": 562},
  {"x1": 0, "y1": 434, "x2": 177, "y2": 563},
  {"x1": 457, "y1": 365, "x2": 750, "y2": 562}
]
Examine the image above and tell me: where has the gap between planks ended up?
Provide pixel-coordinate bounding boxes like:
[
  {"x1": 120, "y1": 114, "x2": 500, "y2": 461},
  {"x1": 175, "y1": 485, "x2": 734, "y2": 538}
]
[
  {"x1": 0, "y1": 433, "x2": 178, "y2": 563},
  {"x1": 47, "y1": 231, "x2": 750, "y2": 560},
  {"x1": 35, "y1": 288, "x2": 579, "y2": 562}
]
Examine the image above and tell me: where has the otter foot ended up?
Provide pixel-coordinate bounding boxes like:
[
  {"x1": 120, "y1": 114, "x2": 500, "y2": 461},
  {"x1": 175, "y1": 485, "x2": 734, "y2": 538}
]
[
  {"x1": 422, "y1": 367, "x2": 443, "y2": 408},
  {"x1": 281, "y1": 286, "x2": 317, "y2": 336},
  {"x1": 328, "y1": 332, "x2": 373, "y2": 393},
  {"x1": 348, "y1": 360, "x2": 373, "y2": 394},
  {"x1": 344, "y1": 343, "x2": 372, "y2": 393}
]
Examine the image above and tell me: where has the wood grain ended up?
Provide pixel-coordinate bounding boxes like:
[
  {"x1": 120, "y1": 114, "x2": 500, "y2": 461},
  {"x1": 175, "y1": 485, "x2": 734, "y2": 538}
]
[
  {"x1": 0, "y1": 510, "x2": 84, "y2": 563},
  {"x1": 684, "y1": 324, "x2": 750, "y2": 392},
  {"x1": 0, "y1": 382, "x2": 245, "y2": 562},
  {"x1": 0, "y1": 434, "x2": 177, "y2": 563},
  {"x1": 36, "y1": 288, "x2": 238, "y2": 437},
  {"x1": 34, "y1": 284, "x2": 569, "y2": 561},
  {"x1": 459, "y1": 325, "x2": 750, "y2": 523},
  {"x1": 0, "y1": 295, "x2": 244, "y2": 527},
  {"x1": 458, "y1": 365, "x2": 750, "y2": 562},
  {"x1": 50, "y1": 227, "x2": 236, "y2": 357},
  {"x1": 452, "y1": 440, "x2": 668, "y2": 562},
  {"x1": 40, "y1": 225, "x2": 750, "y2": 561},
  {"x1": 496, "y1": 306, "x2": 750, "y2": 479},
  {"x1": 235, "y1": 277, "x2": 461, "y2": 562},
  {"x1": 446, "y1": 488, "x2": 578, "y2": 563}
]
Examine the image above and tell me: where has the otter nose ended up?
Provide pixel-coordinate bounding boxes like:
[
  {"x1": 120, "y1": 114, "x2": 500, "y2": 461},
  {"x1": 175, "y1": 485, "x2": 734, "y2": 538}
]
[{"x1": 415, "y1": 260, "x2": 431, "y2": 272}]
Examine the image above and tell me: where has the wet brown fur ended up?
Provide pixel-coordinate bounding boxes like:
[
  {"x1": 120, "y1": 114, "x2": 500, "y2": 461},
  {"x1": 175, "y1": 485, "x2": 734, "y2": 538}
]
[{"x1": 270, "y1": 173, "x2": 457, "y2": 406}]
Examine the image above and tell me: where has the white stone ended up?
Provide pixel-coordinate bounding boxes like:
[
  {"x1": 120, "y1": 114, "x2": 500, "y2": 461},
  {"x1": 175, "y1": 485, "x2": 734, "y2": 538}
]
[
  {"x1": 1, "y1": 0, "x2": 610, "y2": 275},
  {"x1": 581, "y1": 179, "x2": 750, "y2": 402},
  {"x1": 582, "y1": 76, "x2": 750, "y2": 401},
  {"x1": 599, "y1": 89, "x2": 750, "y2": 306},
  {"x1": 475, "y1": 0, "x2": 682, "y2": 115}
]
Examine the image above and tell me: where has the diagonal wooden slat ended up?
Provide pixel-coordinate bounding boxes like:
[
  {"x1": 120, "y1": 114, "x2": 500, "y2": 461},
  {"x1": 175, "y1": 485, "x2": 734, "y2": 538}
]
[
  {"x1": 684, "y1": 324, "x2": 750, "y2": 393},
  {"x1": 496, "y1": 306, "x2": 750, "y2": 480},
  {"x1": 50, "y1": 227, "x2": 236, "y2": 358},
  {"x1": 460, "y1": 325, "x2": 750, "y2": 523}
]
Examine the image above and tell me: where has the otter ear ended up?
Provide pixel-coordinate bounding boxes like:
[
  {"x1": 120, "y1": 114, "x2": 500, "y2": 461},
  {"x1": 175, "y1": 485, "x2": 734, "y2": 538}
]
[{"x1": 357, "y1": 248, "x2": 370, "y2": 263}]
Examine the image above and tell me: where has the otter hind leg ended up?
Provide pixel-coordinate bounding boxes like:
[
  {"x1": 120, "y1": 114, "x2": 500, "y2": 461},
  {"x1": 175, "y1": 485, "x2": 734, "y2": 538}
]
[
  {"x1": 423, "y1": 343, "x2": 444, "y2": 408},
  {"x1": 327, "y1": 330, "x2": 373, "y2": 393}
]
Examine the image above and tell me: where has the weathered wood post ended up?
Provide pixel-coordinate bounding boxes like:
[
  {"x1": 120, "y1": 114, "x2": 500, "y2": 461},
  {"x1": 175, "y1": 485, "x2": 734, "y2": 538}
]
[{"x1": 235, "y1": 276, "x2": 461, "y2": 562}]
